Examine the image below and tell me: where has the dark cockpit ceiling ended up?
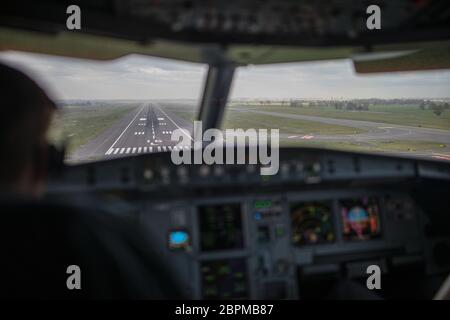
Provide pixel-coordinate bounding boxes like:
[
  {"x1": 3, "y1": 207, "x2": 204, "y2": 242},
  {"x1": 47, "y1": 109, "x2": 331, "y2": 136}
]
[{"x1": 1, "y1": 0, "x2": 450, "y2": 67}]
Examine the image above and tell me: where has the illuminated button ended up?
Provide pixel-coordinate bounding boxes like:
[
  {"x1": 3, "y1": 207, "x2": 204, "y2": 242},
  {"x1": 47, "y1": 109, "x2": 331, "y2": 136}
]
[
  {"x1": 199, "y1": 165, "x2": 210, "y2": 177},
  {"x1": 275, "y1": 224, "x2": 285, "y2": 238},
  {"x1": 254, "y1": 200, "x2": 272, "y2": 209},
  {"x1": 143, "y1": 168, "x2": 153, "y2": 180},
  {"x1": 168, "y1": 230, "x2": 190, "y2": 250},
  {"x1": 170, "y1": 231, "x2": 187, "y2": 243}
]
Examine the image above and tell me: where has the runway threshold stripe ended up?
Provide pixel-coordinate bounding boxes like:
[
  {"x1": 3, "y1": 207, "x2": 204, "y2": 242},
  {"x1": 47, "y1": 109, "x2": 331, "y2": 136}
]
[
  {"x1": 163, "y1": 146, "x2": 167, "y2": 152},
  {"x1": 138, "y1": 147, "x2": 142, "y2": 153},
  {"x1": 158, "y1": 146, "x2": 161, "y2": 152},
  {"x1": 105, "y1": 149, "x2": 113, "y2": 155},
  {"x1": 150, "y1": 147, "x2": 153, "y2": 153},
  {"x1": 113, "y1": 148, "x2": 120, "y2": 154},
  {"x1": 120, "y1": 148, "x2": 125, "y2": 154},
  {"x1": 143, "y1": 147, "x2": 147, "y2": 153},
  {"x1": 126, "y1": 148, "x2": 131, "y2": 154},
  {"x1": 132, "y1": 147, "x2": 137, "y2": 153}
]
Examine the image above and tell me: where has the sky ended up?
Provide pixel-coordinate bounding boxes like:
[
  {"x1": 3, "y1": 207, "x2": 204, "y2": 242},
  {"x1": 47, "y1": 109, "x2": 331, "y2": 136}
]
[{"x1": 0, "y1": 51, "x2": 449, "y2": 100}]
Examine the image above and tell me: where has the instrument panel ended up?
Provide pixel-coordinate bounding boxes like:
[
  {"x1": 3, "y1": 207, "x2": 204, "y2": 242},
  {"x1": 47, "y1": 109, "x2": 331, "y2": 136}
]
[
  {"x1": 47, "y1": 148, "x2": 450, "y2": 299},
  {"x1": 138, "y1": 190, "x2": 432, "y2": 299}
]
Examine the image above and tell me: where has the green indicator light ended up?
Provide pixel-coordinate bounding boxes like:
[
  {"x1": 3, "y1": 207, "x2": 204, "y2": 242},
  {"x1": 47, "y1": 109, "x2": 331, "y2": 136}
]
[{"x1": 254, "y1": 200, "x2": 272, "y2": 209}]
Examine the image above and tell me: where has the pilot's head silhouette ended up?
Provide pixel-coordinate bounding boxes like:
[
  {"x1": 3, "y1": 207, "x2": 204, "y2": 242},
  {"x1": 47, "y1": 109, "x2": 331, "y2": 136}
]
[{"x1": 0, "y1": 62, "x2": 56, "y2": 197}]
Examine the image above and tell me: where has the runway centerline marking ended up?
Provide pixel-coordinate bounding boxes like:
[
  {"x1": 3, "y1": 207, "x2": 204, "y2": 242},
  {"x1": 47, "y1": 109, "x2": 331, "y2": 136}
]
[{"x1": 154, "y1": 104, "x2": 193, "y2": 141}]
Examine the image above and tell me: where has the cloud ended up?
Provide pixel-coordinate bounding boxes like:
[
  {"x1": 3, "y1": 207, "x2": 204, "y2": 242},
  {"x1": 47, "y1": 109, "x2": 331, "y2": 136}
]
[
  {"x1": 0, "y1": 51, "x2": 207, "y2": 100},
  {"x1": 0, "y1": 51, "x2": 449, "y2": 100},
  {"x1": 232, "y1": 59, "x2": 450, "y2": 99}
]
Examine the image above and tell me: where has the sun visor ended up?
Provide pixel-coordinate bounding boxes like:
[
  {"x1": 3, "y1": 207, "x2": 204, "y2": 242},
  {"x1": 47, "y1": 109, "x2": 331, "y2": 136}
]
[{"x1": 353, "y1": 45, "x2": 450, "y2": 73}]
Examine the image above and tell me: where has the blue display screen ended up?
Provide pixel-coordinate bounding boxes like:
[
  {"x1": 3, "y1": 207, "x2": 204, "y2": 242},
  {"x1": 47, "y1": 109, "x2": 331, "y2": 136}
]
[{"x1": 169, "y1": 230, "x2": 190, "y2": 249}]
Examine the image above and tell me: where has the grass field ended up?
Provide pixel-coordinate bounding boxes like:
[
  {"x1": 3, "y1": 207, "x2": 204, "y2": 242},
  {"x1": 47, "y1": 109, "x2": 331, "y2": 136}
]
[
  {"x1": 222, "y1": 110, "x2": 365, "y2": 135},
  {"x1": 155, "y1": 102, "x2": 450, "y2": 155},
  {"x1": 281, "y1": 139, "x2": 447, "y2": 154},
  {"x1": 48, "y1": 102, "x2": 139, "y2": 156},
  {"x1": 159, "y1": 102, "x2": 197, "y2": 121},
  {"x1": 164, "y1": 105, "x2": 364, "y2": 134},
  {"x1": 158, "y1": 102, "x2": 367, "y2": 135},
  {"x1": 159, "y1": 102, "x2": 450, "y2": 132},
  {"x1": 240, "y1": 104, "x2": 450, "y2": 130}
]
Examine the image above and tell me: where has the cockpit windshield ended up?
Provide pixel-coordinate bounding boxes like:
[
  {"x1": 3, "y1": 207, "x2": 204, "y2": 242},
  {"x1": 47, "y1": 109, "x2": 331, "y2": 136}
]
[
  {"x1": 1, "y1": 51, "x2": 449, "y2": 163},
  {"x1": 224, "y1": 60, "x2": 450, "y2": 161},
  {"x1": 0, "y1": 52, "x2": 205, "y2": 164}
]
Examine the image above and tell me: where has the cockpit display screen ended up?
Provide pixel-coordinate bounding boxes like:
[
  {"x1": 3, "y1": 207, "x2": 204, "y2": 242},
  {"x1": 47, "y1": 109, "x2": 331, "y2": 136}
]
[
  {"x1": 340, "y1": 197, "x2": 381, "y2": 241},
  {"x1": 200, "y1": 258, "x2": 248, "y2": 299},
  {"x1": 198, "y1": 203, "x2": 244, "y2": 252},
  {"x1": 168, "y1": 229, "x2": 190, "y2": 250},
  {"x1": 291, "y1": 201, "x2": 335, "y2": 245}
]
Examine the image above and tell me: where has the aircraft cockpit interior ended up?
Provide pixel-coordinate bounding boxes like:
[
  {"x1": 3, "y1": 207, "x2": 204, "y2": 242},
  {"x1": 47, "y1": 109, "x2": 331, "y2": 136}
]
[{"x1": 1, "y1": 0, "x2": 450, "y2": 301}]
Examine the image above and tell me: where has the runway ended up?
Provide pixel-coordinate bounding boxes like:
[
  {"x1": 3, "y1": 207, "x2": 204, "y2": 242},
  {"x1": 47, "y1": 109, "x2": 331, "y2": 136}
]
[
  {"x1": 70, "y1": 102, "x2": 193, "y2": 162},
  {"x1": 70, "y1": 103, "x2": 450, "y2": 163}
]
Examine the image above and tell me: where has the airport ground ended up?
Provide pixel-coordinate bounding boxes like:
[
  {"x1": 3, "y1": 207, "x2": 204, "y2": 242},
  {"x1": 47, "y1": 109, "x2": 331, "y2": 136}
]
[{"x1": 50, "y1": 101, "x2": 450, "y2": 163}]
